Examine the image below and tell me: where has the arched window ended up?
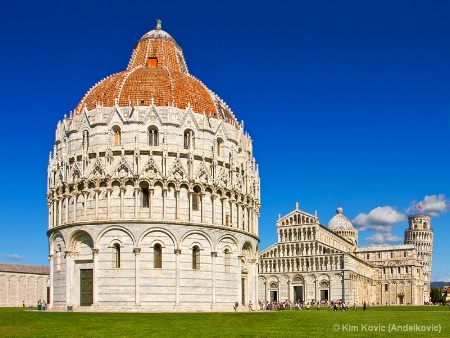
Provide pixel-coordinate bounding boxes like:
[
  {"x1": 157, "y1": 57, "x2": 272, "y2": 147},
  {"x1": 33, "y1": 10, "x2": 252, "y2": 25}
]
[
  {"x1": 192, "y1": 187, "x2": 200, "y2": 211},
  {"x1": 184, "y1": 130, "x2": 194, "y2": 149},
  {"x1": 192, "y1": 246, "x2": 200, "y2": 270},
  {"x1": 112, "y1": 126, "x2": 121, "y2": 146},
  {"x1": 113, "y1": 243, "x2": 121, "y2": 268},
  {"x1": 148, "y1": 126, "x2": 159, "y2": 146},
  {"x1": 224, "y1": 249, "x2": 230, "y2": 273},
  {"x1": 142, "y1": 188, "x2": 149, "y2": 208},
  {"x1": 217, "y1": 138, "x2": 223, "y2": 156},
  {"x1": 154, "y1": 244, "x2": 162, "y2": 268}
]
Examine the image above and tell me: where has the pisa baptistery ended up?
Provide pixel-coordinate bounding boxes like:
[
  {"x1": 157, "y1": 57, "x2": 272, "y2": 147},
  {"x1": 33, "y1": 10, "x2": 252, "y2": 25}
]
[{"x1": 47, "y1": 20, "x2": 261, "y2": 311}]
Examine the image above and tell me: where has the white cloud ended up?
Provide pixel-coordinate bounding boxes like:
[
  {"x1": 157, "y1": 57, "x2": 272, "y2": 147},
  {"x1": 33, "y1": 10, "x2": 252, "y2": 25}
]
[
  {"x1": 365, "y1": 232, "x2": 402, "y2": 244},
  {"x1": 407, "y1": 194, "x2": 450, "y2": 217},
  {"x1": 4, "y1": 254, "x2": 24, "y2": 260},
  {"x1": 352, "y1": 206, "x2": 405, "y2": 233}
]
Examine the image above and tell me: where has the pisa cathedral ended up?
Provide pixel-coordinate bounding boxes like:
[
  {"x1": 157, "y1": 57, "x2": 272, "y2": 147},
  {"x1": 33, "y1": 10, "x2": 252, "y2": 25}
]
[
  {"x1": 258, "y1": 206, "x2": 433, "y2": 305},
  {"x1": 42, "y1": 22, "x2": 432, "y2": 311}
]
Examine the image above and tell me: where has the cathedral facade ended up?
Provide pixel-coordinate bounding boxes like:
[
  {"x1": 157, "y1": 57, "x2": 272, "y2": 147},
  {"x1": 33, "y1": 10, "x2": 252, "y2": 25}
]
[
  {"x1": 46, "y1": 22, "x2": 260, "y2": 311},
  {"x1": 258, "y1": 206, "x2": 433, "y2": 305}
]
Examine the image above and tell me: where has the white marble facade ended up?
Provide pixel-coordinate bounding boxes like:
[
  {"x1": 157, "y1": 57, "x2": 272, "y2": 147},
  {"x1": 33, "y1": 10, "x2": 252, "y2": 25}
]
[
  {"x1": 258, "y1": 207, "x2": 432, "y2": 305},
  {"x1": 0, "y1": 263, "x2": 50, "y2": 307},
  {"x1": 47, "y1": 24, "x2": 260, "y2": 312}
]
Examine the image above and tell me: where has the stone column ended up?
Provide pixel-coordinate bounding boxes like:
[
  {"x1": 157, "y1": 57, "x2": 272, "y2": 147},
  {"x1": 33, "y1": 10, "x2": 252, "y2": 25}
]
[
  {"x1": 106, "y1": 187, "x2": 112, "y2": 219},
  {"x1": 200, "y1": 193, "x2": 205, "y2": 223},
  {"x1": 175, "y1": 190, "x2": 180, "y2": 220},
  {"x1": 58, "y1": 197, "x2": 62, "y2": 226},
  {"x1": 249, "y1": 258, "x2": 257, "y2": 306},
  {"x1": 83, "y1": 190, "x2": 88, "y2": 220},
  {"x1": 120, "y1": 186, "x2": 126, "y2": 218},
  {"x1": 73, "y1": 192, "x2": 79, "y2": 223},
  {"x1": 220, "y1": 197, "x2": 226, "y2": 225},
  {"x1": 211, "y1": 252, "x2": 217, "y2": 306},
  {"x1": 162, "y1": 188, "x2": 166, "y2": 219},
  {"x1": 175, "y1": 249, "x2": 181, "y2": 305},
  {"x1": 65, "y1": 251, "x2": 74, "y2": 306},
  {"x1": 188, "y1": 192, "x2": 192, "y2": 222},
  {"x1": 230, "y1": 199, "x2": 235, "y2": 227},
  {"x1": 134, "y1": 186, "x2": 140, "y2": 219},
  {"x1": 237, "y1": 256, "x2": 244, "y2": 305},
  {"x1": 236, "y1": 202, "x2": 240, "y2": 229},
  {"x1": 93, "y1": 249, "x2": 99, "y2": 305},
  {"x1": 211, "y1": 194, "x2": 216, "y2": 224},
  {"x1": 133, "y1": 248, "x2": 141, "y2": 305},
  {"x1": 64, "y1": 193, "x2": 69, "y2": 224},
  {"x1": 315, "y1": 279, "x2": 318, "y2": 302},
  {"x1": 48, "y1": 200, "x2": 53, "y2": 229},
  {"x1": 95, "y1": 188, "x2": 100, "y2": 219},
  {"x1": 149, "y1": 189, "x2": 154, "y2": 219},
  {"x1": 264, "y1": 282, "x2": 268, "y2": 302},
  {"x1": 48, "y1": 254, "x2": 54, "y2": 308}
]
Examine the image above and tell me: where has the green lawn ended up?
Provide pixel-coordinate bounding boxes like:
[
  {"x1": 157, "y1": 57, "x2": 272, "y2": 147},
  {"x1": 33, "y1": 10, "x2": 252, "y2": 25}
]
[{"x1": 1, "y1": 306, "x2": 448, "y2": 337}]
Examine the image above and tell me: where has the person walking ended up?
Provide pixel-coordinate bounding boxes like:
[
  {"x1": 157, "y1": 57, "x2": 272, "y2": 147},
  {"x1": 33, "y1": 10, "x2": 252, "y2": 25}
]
[{"x1": 248, "y1": 301, "x2": 253, "y2": 312}]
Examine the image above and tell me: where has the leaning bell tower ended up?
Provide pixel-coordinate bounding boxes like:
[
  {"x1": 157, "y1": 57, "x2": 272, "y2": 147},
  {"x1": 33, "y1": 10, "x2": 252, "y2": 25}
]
[{"x1": 404, "y1": 214, "x2": 433, "y2": 303}]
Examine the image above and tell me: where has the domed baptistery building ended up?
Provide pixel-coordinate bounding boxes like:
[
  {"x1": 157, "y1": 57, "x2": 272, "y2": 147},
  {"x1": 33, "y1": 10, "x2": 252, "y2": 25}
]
[{"x1": 47, "y1": 20, "x2": 261, "y2": 311}]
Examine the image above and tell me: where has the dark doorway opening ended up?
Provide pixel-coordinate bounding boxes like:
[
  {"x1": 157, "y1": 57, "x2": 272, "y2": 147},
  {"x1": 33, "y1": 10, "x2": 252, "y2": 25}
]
[
  {"x1": 80, "y1": 269, "x2": 93, "y2": 306},
  {"x1": 270, "y1": 291, "x2": 278, "y2": 302},
  {"x1": 294, "y1": 286, "x2": 303, "y2": 302},
  {"x1": 320, "y1": 290, "x2": 329, "y2": 301}
]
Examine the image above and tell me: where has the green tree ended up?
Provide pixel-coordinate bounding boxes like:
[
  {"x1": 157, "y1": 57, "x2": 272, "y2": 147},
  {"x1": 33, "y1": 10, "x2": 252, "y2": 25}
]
[{"x1": 430, "y1": 287, "x2": 444, "y2": 303}]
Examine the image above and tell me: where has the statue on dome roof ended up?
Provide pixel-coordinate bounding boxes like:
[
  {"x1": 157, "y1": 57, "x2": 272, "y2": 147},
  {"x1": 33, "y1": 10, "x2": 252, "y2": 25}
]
[{"x1": 156, "y1": 18, "x2": 162, "y2": 30}]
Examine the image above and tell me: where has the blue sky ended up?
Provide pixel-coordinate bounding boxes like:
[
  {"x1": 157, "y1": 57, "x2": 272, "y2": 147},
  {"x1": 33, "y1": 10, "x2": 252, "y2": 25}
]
[{"x1": 1, "y1": 0, "x2": 449, "y2": 281}]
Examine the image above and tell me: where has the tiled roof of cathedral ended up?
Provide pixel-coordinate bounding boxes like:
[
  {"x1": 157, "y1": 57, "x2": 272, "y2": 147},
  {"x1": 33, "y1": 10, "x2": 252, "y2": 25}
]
[
  {"x1": 0, "y1": 262, "x2": 49, "y2": 275},
  {"x1": 75, "y1": 19, "x2": 238, "y2": 127}
]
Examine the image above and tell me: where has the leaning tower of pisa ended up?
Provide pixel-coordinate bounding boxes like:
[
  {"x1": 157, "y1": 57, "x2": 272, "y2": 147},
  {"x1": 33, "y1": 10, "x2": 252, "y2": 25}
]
[{"x1": 404, "y1": 214, "x2": 433, "y2": 303}]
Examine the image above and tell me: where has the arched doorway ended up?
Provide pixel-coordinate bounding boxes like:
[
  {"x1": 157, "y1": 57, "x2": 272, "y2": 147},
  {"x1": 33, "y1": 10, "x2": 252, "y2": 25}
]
[{"x1": 319, "y1": 280, "x2": 329, "y2": 302}]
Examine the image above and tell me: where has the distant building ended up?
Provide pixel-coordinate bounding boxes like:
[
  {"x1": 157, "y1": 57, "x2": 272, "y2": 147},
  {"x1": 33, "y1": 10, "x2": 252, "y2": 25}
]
[
  {"x1": 258, "y1": 206, "x2": 433, "y2": 305},
  {"x1": 0, "y1": 263, "x2": 50, "y2": 307}
]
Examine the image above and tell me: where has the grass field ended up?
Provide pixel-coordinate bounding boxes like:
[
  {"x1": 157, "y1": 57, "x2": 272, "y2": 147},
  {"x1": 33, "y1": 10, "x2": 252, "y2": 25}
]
[{"x1": 1, "y1": 306, "x2": 448, "y2": 338}]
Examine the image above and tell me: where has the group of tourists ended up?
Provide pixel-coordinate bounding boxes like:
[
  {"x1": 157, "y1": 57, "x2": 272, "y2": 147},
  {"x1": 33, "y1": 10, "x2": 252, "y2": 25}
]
[
  {"x1": 37, "y1": 299, "x2": 47, "y2": 311},
  {"x1": 22, "y1": 299, "x2": 47, "y2": 311},
  {"x1": 259, "y1": 300, "x2": 293, "y2": 311},
  {"x1": 255, "y1": 299, "x2": 374, "y2": 311}
]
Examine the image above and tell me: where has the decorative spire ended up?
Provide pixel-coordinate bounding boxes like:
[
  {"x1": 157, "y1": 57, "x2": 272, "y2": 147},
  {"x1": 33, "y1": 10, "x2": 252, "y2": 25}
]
[
  {"x1": 156, "y1": 18, "x2": 162, "y2": 30},
  {"x1": 296, "y1": 202, "x2": 299, "y2": 210}
]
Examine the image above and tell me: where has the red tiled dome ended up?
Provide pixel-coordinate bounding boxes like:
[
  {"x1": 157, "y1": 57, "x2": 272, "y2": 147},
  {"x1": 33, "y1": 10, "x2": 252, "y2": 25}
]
[{"x1": 75, "y1": 24, "x2": 237, "y2": 126}]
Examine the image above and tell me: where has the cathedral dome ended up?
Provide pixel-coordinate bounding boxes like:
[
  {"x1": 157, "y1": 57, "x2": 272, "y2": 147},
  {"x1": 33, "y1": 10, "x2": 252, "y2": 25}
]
[
  {"x1": 327, "y1": 206, "x2": 355, "y2": 231},
  {"x1": 74, "y1": 21, "x2": 237, "y2": 127}
]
